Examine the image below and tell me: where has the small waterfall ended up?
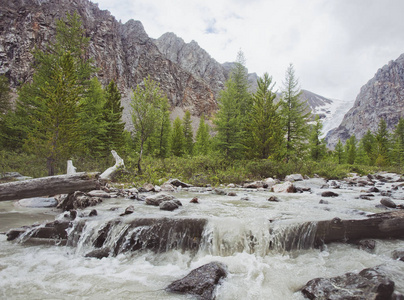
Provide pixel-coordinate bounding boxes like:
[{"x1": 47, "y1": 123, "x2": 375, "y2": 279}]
[
  {"x1": 199, "y1": 218, "x2": 320, "y2": 256},
  {"x1": 65, "y1": 217, "x2": 207, "y2": 256}
]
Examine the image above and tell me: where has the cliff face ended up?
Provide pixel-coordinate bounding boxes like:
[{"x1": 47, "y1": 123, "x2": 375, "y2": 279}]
[
  {"x1": 327, "y1": 53, "x2": 404, "y2": 148},
  {"x1": 0, "y1": 0, "x2": 217, "y2": 129}
]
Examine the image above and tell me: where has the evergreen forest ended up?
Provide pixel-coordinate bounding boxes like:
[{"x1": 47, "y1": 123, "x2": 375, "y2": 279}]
[{"x1": 1, "y1": 13, "x2": 403, "y2": 185}]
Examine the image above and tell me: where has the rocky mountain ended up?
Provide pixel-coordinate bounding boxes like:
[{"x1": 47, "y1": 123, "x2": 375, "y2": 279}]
[
  {"x1": 327, "y1": 53, "x2": 404, "y2": 148},
  {"x1": 0, "y1": 0, "x2": 344, "y2": 135},
  {"x1": 0, "y1": 0, "x2": 217, "y2": 130}
]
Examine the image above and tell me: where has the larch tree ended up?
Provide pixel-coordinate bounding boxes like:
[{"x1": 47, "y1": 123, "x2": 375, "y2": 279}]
[
  {"x1": 309, "y1": 115, "x2": 327, "y2": 161},
  {"x1": 391, "y1": 118, "x2": 404, "y2": 169},
  {"x1": 194, "y1": 114, "x2": 210, "y2": 156},
  {"x1": 171, "y1": 117, "x2": 185, "y2": 157},
  {"x1": 280, "y1": 64, "x2": 310, "y2": 162},
  {"x1": 131, "y1": 76, "x2": 167, "y2": 173},
  {"x1": 334, "y1": 139, "x2": 344, "y2": 164},
  {"x1": 103, "y1": 80, "x2": 125, "y2": 153},
  {"x1": 182, "y1": 110, "x2": 194, "y2": 156},
  {"x1": 245, "y1": 73, "x2": 283, "y2": 159},
  {"x1": 375, "y1": 118, "x2": 390, "y2": 166}
]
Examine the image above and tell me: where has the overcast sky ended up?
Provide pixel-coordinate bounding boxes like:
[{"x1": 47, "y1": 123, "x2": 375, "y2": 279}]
[{"x1": 95, "y1": 0, "x2": 404, "y2": 102}]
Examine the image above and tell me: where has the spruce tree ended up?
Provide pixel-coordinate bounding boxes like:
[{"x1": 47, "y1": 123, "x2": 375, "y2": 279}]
[
  {"x1": 280, "y1": 64, "x2": 310, "y2": 162},
  {"x1": 103, "y1": 80, "x2": 125, "y2": 153},
  {"x1": 361, "y1": 129, "x2": 376, "y2": 165},
  {"x1": 24, "y1": 52, "x2": 82, "y2": 175},
  {"x1": 346, "y1": 135, "x2": 357, "y2": 165},
  {"x1": 0, "y1": 75, "x2": 10, "y2": 118},
  {"x1": 334, "y1": 139, "x2": 344, "y2": 164},
  {"x1": 171, "y1": 117, "x2": 185, "y2": 157},
  {"x1": 182, "y1": 110, "x2": 194, "y2": 156},
  {"x1": 309, "y1": 115, "x2": 327, "y2": 161},
  {"x1": 375, "y1": 118, "x2": 390, "y2": 166},
  {"x1": 153, "y1": 95, "x2": 171, "y2": 158},
  {"x1": 245, "y1": 73, "x2": 283, "y2": 159},
  {"x1": 391, "y1": 118, "x2": 404, "y2": 168},
  {"x1": 194, "y1": 114, "x2": 210, "y2": 156},
  {"x1": 79, "y1": 77, "x2": 108, "y2": 156}
]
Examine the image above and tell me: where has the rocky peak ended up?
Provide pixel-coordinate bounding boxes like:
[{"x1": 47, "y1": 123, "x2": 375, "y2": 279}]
[
  {"x1": 327, "y1": 53, "x2": 404, "y2": 148},
  {"x1": 0, "y1": 0, "x2": 217, "y2": 130},
  {"x1": 154, "y1": 32, "x2": 226, "y2": 96}
]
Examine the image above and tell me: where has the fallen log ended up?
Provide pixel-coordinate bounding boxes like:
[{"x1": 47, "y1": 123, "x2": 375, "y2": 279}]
[{"x1": 0, "y1": 172, "x2": 101, "y2": 202}]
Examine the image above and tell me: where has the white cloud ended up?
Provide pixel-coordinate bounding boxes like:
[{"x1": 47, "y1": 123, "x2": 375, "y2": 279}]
[{"x1": 95, "y1": 0, "x2": 404, "y2": 102}]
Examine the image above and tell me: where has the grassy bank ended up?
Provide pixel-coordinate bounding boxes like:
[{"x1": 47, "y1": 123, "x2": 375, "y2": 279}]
[{"x1": 1, "y1": 150, "x2": 391, "y2": 187}]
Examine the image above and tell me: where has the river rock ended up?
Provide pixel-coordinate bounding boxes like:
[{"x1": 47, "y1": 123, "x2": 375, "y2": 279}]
[
  {"x1": 85, "y1": 247, "x2": 111, "y2": 259},
  {"x1": 268, "y1": 196, "x2": 281, "y2": 202},
  {"x1": 141, "y1": 183, "x2": 155, "y2": 192},
  {"x1": 301, "y1": 267, "x2": 395, "y2": 300},
  {"x1": 272, "y1": 182, "x2": 296, "y2": 193},
  {"x1": 321, "y1": 191, "x2": 339, "y2": 197},
  {"x1": 18, "y1": 197, "x2": 58, "y2": 208},
  {"x1": 243, "y1": 181, "x2": 265, "y2": 189},
  {"x1": 57, "y1": 191, "x2": 102, "y2": 211},
  {"x1": 392, "y1": 250, "x2": 404, "y2": 261},
  {"x1": 227, "y1": 191, "x2": 237, "y2": 196},
  {"x1": 190, "y1": 197, "x2": 199, "y2": 203},
  {"x1": 381, "y1": 198, "x2": 397, "y2": 208},
  {"x1": 145, "y1": 193, "x2": 176, "y2": 206},
  {"x1": 120, "y1": 205, "x2": 135, "y2": 216},
  {"x1": 161, "y1": 183, "x2": 176, "y2": 192},
  {"x1": 264, "y1": 178, "x2": 280, "y2": 189},
  {"x1": 166, "y1": 261, "x2": 227, "y2": 300},
  {"x1": 285, "y1": 174, "x2": 304, "y2": 182},
  {"x1": 356, "y1": 239, "x2": 376, "y2": 252},
  {"x1": 159, "y1": 200, "x2": 180, "y2": 211},
  {"x1": 212, "y1": 188, "x2": 226, "y2": 195},
  {"x1": 166, "y1": 178, "x2": 192, "y2": 188},
  {"x1": 87, "y1": 190, "x2": 111, "y2": 198}
]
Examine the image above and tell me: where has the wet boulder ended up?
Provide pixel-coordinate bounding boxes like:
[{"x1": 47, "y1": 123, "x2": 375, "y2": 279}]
[
  {"x1": 166, "y1": 178, "x2": 192, "y2": 188},
  {"x1": 87, "y1": 190, "x2": 111, "y2": 198},
  {"x1": 301, "y1": 267, "x2": 395, "y2": 300},
  {"x1": 161, "y1": 183, "x2": 176, "y2": 192},
  {"x1": 166, "y1": 261, "x2": 227, "y2": 300},
  {"x1": 285, "y1": 174, "x2": 304, "y2": 182},
  {"x1": 212, "y1": 188, "x2": 227, "y2": 195},
  {"x1": 159, "y1": 200, "x2": 180, "y2": 211},
  {"x1": 321, "y1": 191, "x2": 339, "y2": 197},
  {"x1": 392, "y1": 250, "x2": 404, "y2": 261},
  {"x1": 243, "y1": 181, "x2": 265, "y2": 189},
  {"x1": 85, "y1": 247, "x2": 111, "y2": 259},
  {"x1": 18, "y1": 197, "x2": 58, "y2": 208},
  {"x1": 57, "y1": 191, "x2": 102, "y2": 211},
  {"x1": 381, "y1": 198, "x2": 397, "y2": 208},
  {"x1": 272, "y1": 182, "x2": 296, "y2": 193},
  {"x1": 145, "y1": 193, "x2": 176, "y2": 206}
]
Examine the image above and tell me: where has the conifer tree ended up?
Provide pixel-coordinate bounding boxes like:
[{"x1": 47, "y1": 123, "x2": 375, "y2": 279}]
[
  {"x1": 361, "y1": 129, "x2": 376, "y2": 165},
  {"x1": 391, "y1": 118, "x2": 404, "y2": 169},
  {"x1": 309, "y1": 115, "x2": 327, "y2": 161},
  {"x1": 346, "y1": 135, "x2": 357, "y2": 164},
  {"x1": 79, "y1": 77, "x2": 108, "y2": 156},
  {"x1": 375, "y1": 118, "x2": 390, "y2": 166},
  {"x1": 0, "y1": 75, "x2": 10, "y2": 118},
  {"x1": 194, "y1": 114, "x2": 210, "y2": 156},
  {"x1": 334, "y1": 139, "x2": 344, "y2": 164},
  {"x1": 103, "y1": 80, "x2": 125, "y2": 153},
  {"x1": 280, "y1": 64, "x2": 310, "y2": 162},
  {"x1": 182, "y1": 110, "x2": 194, "y2": 156},
  {"x1": 214, "y1": 51, "x2": 251, "y2": 159},
  {"x1": 153, "y1": 95, "x2": 171, "y2": 158},
  {"x1": 131, "y1": 76, "x2": 168, "y2": 173},
  {"x1": 171, "y1": 117, "x2": 185, "y2": 157},
  {"x1": 24, "y1": 52, "x2": 82, "y2": 175},
  {"x1": 245, "y1": 73, "x2": 283, "y2": 159},
  {"x1": 355, "y1": 140, "x2": 369, "y2": 165}
]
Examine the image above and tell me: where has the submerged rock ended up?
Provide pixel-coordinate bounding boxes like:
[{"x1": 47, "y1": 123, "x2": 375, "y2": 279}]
[
  {"x1": 321, "y1": 191, "x2": 339, "y2": 197},
  {"x1": 85, "y1": 247, "x2": 111, "y2": 259},
  {"x1": 18, "y1": 197, "x2": 57, "y2": 208},
  {"x1": 392, "y1": 250, "x2": 404, "y2": 261},
  {"x1": 285, "y1": 174, "x2": 304, "y2": 182},
  {"x1": 166, "y1": 261, "x2": 227, "y2": 300},
  {"x1": 301, "y1": 267, "x2": 395, "y2": 300}
]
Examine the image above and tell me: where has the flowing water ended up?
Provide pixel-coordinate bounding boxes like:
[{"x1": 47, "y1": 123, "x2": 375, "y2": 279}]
[{"x1": 1, "y1": 176, "x2": 404, "y2": 299}]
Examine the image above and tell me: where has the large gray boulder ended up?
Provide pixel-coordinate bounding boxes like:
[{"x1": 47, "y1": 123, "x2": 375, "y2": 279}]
[
  {"x1": 145, "y1": 193, "x2": 176, "y2": 206},
  {"x1": 166, "y1": 261, "x2": 227, "y2": 300},
  {"x1": 301, "y1": 267, "x2": 395, "y2": 299}
]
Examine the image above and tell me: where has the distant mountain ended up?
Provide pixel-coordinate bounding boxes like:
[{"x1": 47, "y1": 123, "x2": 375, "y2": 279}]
[
  {"x1": 327, "y1": 53, "x2": 404, "y2": 148},
  {"x1": 0, "y1": 0, "x2": 349, "y2": 136}
]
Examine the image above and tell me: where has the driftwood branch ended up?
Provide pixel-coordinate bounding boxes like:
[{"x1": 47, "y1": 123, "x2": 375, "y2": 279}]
[{"x1": 0, "y1": 172, "x2": 100, "y2": 202}]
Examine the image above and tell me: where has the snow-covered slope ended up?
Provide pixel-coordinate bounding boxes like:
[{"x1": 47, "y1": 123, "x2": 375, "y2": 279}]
[{"x1": 300, "y1": 90, "x2": 353, "y2": 138}]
